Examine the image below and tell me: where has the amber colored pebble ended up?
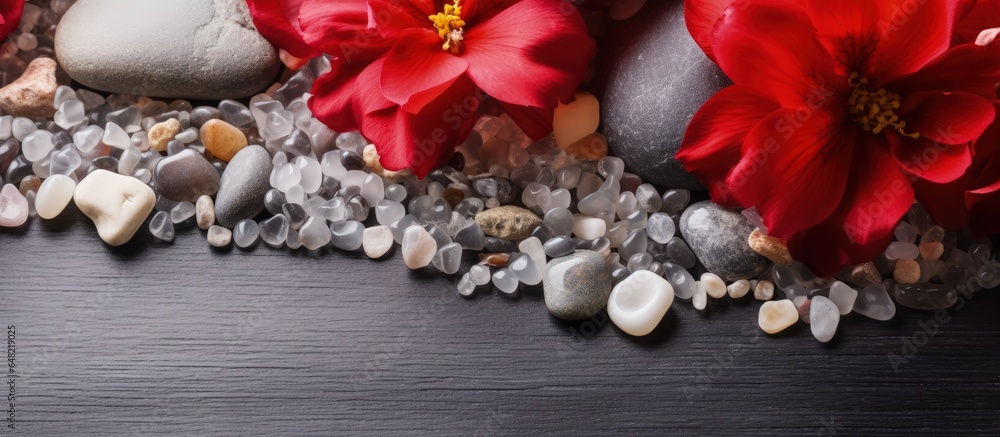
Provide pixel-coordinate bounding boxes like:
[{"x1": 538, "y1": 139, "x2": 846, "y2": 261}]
[
  {"x1": 478, "y1": 253, "x2": 510, "y2": 267},
  {"x1": 442, "y1": 188, "x2": 465, "y2": 209},
  {"x1": 562, "y1": 132, "x2": 608, "y2": 161}
]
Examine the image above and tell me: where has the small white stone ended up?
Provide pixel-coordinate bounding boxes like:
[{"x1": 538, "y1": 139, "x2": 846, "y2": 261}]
[
  {"x1": 809, "y1": 296, "x2": 840, "y2": 343},
  {"x1": 572, "y1": 214, "x2": 607, "y2": 240},
  {"x1": 362, "y1": 225, "x2": 393, "y2": 259},
  {"x1": 754, "y1": 280, "x2": 775, "y2": 301},
  {"x1": 727, "y1": 279, "x2": 751, "y2": 299},
  {"x1": 102, "y1": 122, "x2": 131, "y2": 149},
  {"x1": 402, "y1": 225, "x2": 436, "y2": 269},
  {"x1": 608, "y1": 270, "x2": 675, "y2": 336},
  {"x1": 518, "y1": 237, "x2": 548, "y2": 275},
  {"x1": 828, "y1": 281, "x2": 858, "y2": 315},
  {"x1": 73, "y1": 170, "x2": 156, "y2": 246},
  {"x1": 758, "y1": 300, "x2": 798, "y2": 334},
  {"x1": 692, "y1": 281, "x2": 707, "y2": 310},
  {"x1": 35, "y1": 174, "x2": 76, "y2": 219},
  {"x1": 299, "y1": 216, "x2": 331, "y2": 250},
  {"x1": 700, "y1": 273, "x2": 726, "y2": 299}
]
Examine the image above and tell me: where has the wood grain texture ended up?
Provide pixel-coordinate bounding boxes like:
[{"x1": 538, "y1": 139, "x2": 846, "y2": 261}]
[{"x1": 2, "y1": 205, "x2": 999, "y2": 436}]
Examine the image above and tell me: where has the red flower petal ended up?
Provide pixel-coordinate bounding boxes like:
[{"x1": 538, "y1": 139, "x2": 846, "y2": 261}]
[
  {"x1": 805, "y1": 0, "x2": 881, "y2": 77},
  {"x1": 900, "y1": 91, "x2": 996, "y2": 145},
  {"x1": 710, "y1": 0, "x2": 840, "y2": 108},
  {"x1": 0, "y1": 0, "x2": 20, "y2": 41},
  {"x1": 462, "y1": 0, "x2": 595, "y2": 108},
  {"x1": 497, "y1": 102, "x2": 554, "y2": 141},
  {"x1": 461, "y1": 0, "x2": 521, "y2": 27},
  {"x1": 955, "y1": 0, "x2": 1000, "y2": 45},
  {"x1": 366, "y1": 0, "x2": 436, "y2": 36},
  {"x1": 307, "y1": 59, "x2": 381, "y2": 133},
  {"x1": 888, "y1": 132, "x2": 973, "y2": 184},
  {"x1": 683, "y1": 0, "x2": 735, "y2": 61},
  {"x1": 914, "y1": 176, "x2": 972, "y2": 230},
  {"x1": 676, "y1": 86, "x2": 780, "y2": 205},
  {"x1": 380, "y1": 30, "x2": 470, "y2": 113},
  {"x1": 246, "y1": 0, "x2": 320, "y2": 59},
  {"x1": 967, "y1": 178, "x2": 1000, "y2": 236},
  {"x1": 787, "y1": 143, "x2": 913, "y2": 277},
  {"x1": 865, "y1": 0, "x2": 961, "y2": 79},
  {"x1": 726, "y1": 107, "x2": 855, "y2": 240},
  {"x1": 297, "y1": 0, "x2": 393, "y2": 61},
  {"x1": 888, "y1": 41, "x2": 1000, "y2": 99},
  {"x1": 353, "y1": 58, "x2": 480, "y2": 178}
]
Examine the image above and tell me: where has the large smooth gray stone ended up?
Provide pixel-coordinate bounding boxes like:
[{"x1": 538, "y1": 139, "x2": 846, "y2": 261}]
[
  {"x1": 55, "y1": 0, "x2": 279, "y2": 100},
  {"x1": 543, "y1": 250, "x2": 613, "y2": 321},
  {"x1": 596, "y1": 0, "x2": 730, "y2": 190},
  {"x1": 154, "y1": 149, "x2": 220, "y2": 202},
  {"x1": 679, "y1": 201, "x2": 770, "y2": 281},
  {"x1": 214, "y1": 145, "x2": 272, "y2": 228}
]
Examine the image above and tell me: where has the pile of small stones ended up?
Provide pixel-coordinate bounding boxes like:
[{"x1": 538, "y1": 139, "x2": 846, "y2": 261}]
[{"x1": 0, "y1": 0, "x2": 997, "y2": 344}]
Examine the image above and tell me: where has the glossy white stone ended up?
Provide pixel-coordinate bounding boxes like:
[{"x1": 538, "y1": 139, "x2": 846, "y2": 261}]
[
  {"x1": 727, "y1": 279, "x2": 751, "y2": 299},
  {"x1": 758, "y1": 300, "x2": 798, "y2": 334},
  {"x1": 700, "y1": 273, "x2": 726, "y2": 299},
  {"x1": 402, "y1": 225, "x2": 436, "y2": 269},
  {"x1": 34, "y1": 174, "x2": 75, "y2": 219},
  {"x1": 828, "y1": 281, "x2": 858, "y2": 315},
  {"x1": 73, "y1": 170, "x2": 156, "y2": 246},
  {"x1": 809, "y1": 296, "x2": 840, "y2": 343},
  {"x1": 362, "y1": 225, "x2": 393, "y2": 259},
  {"x1": 608, "y1": 270, "x2": 675, "y2": 336}
]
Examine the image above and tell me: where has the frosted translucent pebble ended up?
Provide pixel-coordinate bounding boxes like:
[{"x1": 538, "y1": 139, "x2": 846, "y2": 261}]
[
  {"x1": 362, "y1": 225, "x2": 393, "y2": 259},
  {"x1": 521, "y1": 182, "x2": 550, "y2": 211},
  {"x1": 196, "y1": 195, "x2": 215, "y2": 230},
  {"x1": 700, "y1": 273, "x2": 727, "y2": 299},
  {"x1": 771, "y1": 263, "x2": 801, "y2": 291},
  {"x1": 260, "y1": 109, "x2": 295, "y2": 141},
  {"x1": 572, "y1": 214, "x2": 607, "y2": 240},
  {"x1": 426, "y1": 225, "x2": 452, "y2": 249},
  {"x1": 508, "y1": 252, "x2": 543, "y2": 285},
  {"x1": 493, "y1": 268, "x2": 520, "y2": 295},
  {"x1": 894, "y1": 222, "x2": 917, "y2": 244},
  {"x1": 170, "y1": 201, "x2": 196, "y2": 224},
  {"x1": 547, "y1": 188, "x2": 571, "y2": 211},
  {"x1": 645, "y1": 212, "x2": 676, "y2": 245},
  {"x1": 557, "y1": 164, "x2": 581, "y2": 189},
  {"x1": 754, "y1": 280, "x2": 775, "y2": 301},
  {"x1": 299, "y1": 216, "x2": 331, "y2": 250},
  {"x1": 758, "y1": 300, "x2": 798, "y2": 334},
  {"x1": 431, "y1": 242, "x2": 463, "y2": 275},
  {"x1": 149, "y1": 211, "x2": 175, "y2": 242},
  {"x1": 73, "y1": 125, "x2": 104, "y2": 154},
  {"x1": 599, "y1": 174, "x2": 621, "y2": 196},
  {"x1": 390, "y1": 215, "x2": 419, "y2": 244},
  {"x1": 303, "y1": 196, "x2": 325, "y2": 218},
  {"x1": 597, "y1": 156, "x2": 624, "y2": 181},
  {"x1": 615, "y1": 191, "x2": 638, "y2": 220},
  {"x1": 33, "y1": 153, "x2": 53, "y2": 179},
  {"x1": 977, "y1": 262, "x2": 1000, "y2": 289},
  {"x1": 25, "y1": 191, "x2": 36, "y2": 218},
  {"x1": 117, "y1": 146, "x2": 142, "y2": 175},
  {"x1": 619, "y1": 229, "x2": 647, "y2": 260},
  {"x1": 373, "y1": 199, "x2": 403, "y2": 226},
  {"x1": 692, "y1": 281, "x2": 707, "y2": 310},
  {"x1": 50, "y1": 145, "x2": 82, "y2": 176},
  {"x1": 12, "y1": 118, "x2": 36, "y2": 141},
  {"x1": 807, "y1": 296, "x2": 839, "y2": 342},
  {"x1": 35, "y1": 174, "x2": 76, "y2": 219},
  {"x1": 518, "y1": 237, "x2": 548, "y2": 275},
  {"x1": 330, "y1": 220, "x2": 365, "y2": 251},
  {"x1": 919, "y1": 242, "x2": 944, "y2": 260},
  {"x1": 660, "y1": 262, "x2": 695, "y2": 300},
  {"x1": 727, "y1": 280, "x2": 751, "y2": 299},
  {"x1": 294, "y1": 156, "x2": 323, "y2": 194},
  {"x1": 828, "y1": 281, "x2": 858, "y2": 315},
  {"x1": 320, "y1": 151, "x2": 348, "y2": 180},
  {"x1": 625, "y1": 209, "x2": 647, "y2": 230},
  {"x1": 458, "y1": 274, "x2": 477, "y2": 297},
  {"x1": 318, "y1": 198, "x2": 349, "y2": 223},
  {"x1": 272, "y1": 163, "x2": 302, "y2": 192},
  {"x1": 340, "y1": 170, "x2": 368, "y2": 188},
  {"x1": 286, "y1": 229, "x2": 302, "y2": 250},
  {"x1": 455, "y1": 221, "x2": 486, "y2": 250},
  {"x1": 0, "y1": 184, "x2": 29, "y2": 227},
  {"x1": 385, "y1": 184, "x2": 407, "y2": 202},
  {"x1": 543, "y1": 207, "x2": 574, "y2": 236},
  {"x1": 336, "y1": 131, "x2": 368, "y2": 153},
  {"x1": 53, "y1": 86, "x2": 78, "y2": 109},
  {"x1": 0, "y1": 116, "x2": 11, "y2": 139},
  {"x1": 234, "y1": 219, "x2": 260, "y2": 248},
  {"x1": 22, "y1": 130, "x2": 54, "y2": 162},
  {"x1": 577, "y1": 172, "x2": 603, "y2": 199},
  {"x1": 259, "y1": 214, "x2": 289, "y2": 248},
  {"x1": 468, "y1": 264, "x2": 491, "y2": 286},
  {"x1": 885, "y1": 242, "x2": 919, "y2": 260},
  {"x1": 132, "y1": 169, "x2": 152, "y2": 184},
  {"x1": 285, "y1": 185, "x2": 305, "y2": 205},
  {"x1": 16, "y1": 33, "x2": 37, "y2": 51},
  {"x1": 660, "y1": 189, "x2": 690, "y2": 215},
  {"x1": 102, "y1": 123, "x2": 131, "y2": 150},
  {"x1": 853, "y1": 283, "x2": 896, "y2": 321},
  {"x1": 54, "y1": 100, "x2": 85, "y2": 129},
  {"x1": 606, "y1": 221, "x2": 629, "y2": 248},
  {"x1": 402, "y1": 225, "x2": 437, "y2": 269},
  {"x1": 627, "y1": 252, "x2": 653, "y2": 272},
  {"x1": 361, "y1": 173, "x2": 385, "y2": 205},
  {"x1": 634, "y1": 183, "x2": 661, "y2": 213},
  {"x1": 608, "y1": 270, "x2": 674, "y2": 336}
]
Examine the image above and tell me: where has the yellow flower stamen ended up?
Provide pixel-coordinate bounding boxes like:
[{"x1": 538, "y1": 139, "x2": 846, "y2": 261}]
[
  {"x1": 429, "y1": 0, "x2": 465, "y2": 54},
  {"x1": 848, "y1": 72, "x2": 919, "y2": 139}
]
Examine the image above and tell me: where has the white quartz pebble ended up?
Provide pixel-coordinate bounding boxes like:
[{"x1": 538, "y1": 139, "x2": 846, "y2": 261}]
[
  {"x1": 646, "y1": 213, "x2": 675, "y2": 244},
  {"x1": 22, "y1": 130, "x2": 54, "y2": 162},
  {"x1": 727, "y1": 280, "x2": 751, "y2": 299},
  {"x1": 758, "y1": 300, "x2": 798, "y2": 334},
  {"x1": 700, "y1": 273, "x2": 727, "y2": 298},
  {"x1": 73, "y1": 170, "x2": 156, "y2": 246},
  {"x1": 149, "y1": 211, "x2": 175, "y2": 242},
  {"x1": 402, "y1": 225, "x2": 436, "y2": 269},
  {"x1": 35, "y1": 174, "x2": 76, "y2": 219},
  {"x1": 809, "y1": 296, "x2": 840, "y2": 343},
  {"x1": 102, "y1": 122, "x2": 131, "y2": 149},
  {"x1": 492, "y1": 268, "x2": 519, "y2": 295},
  {"x1": 362, "y1": 225, "x2": 394, "y2": 259},
  {"x1": 294, "y1": 156, "x2": 323, "y2": 194},
  {"x1": 692, "y1": 281, "x2": 707, "y2": 310},
  {"x1": 469, "y1": 264, "x2": 491, "y2": 286},
  {"x1": 828, "y1": 281, "x2": 858, "y2": 315},
  {"x1": 572, "y1": 214, "x2": 607, "y2": 240},
  {"x1": 509, "y1": 253, "x2": 543, "y2": 286},
  {"x1": 299, "y1": 216, "x2": 332, "y2": 250},
  {"x1": 518, "y1": 237, "x2": 548, "y2": 275},
  {"x1": 608, "y1": 270, "x2": 675, "y2": 336},
  {"x1": 170, "y1": 201, "x2": 195, "y2": 224},
  {"x1": 853, "y1": 283, "x2": 896, "y2": 321},
  {"x1": 885, "y1": 241, "x2": 919, "y2": 260},
  {"x1": 234, "y1": 219, "x2": 260, "y2": 248}
]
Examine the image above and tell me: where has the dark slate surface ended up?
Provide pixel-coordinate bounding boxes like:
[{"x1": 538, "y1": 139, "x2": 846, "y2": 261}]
[{"x1": 2, "y1": 205, "x2": 1000, "y2": 435}]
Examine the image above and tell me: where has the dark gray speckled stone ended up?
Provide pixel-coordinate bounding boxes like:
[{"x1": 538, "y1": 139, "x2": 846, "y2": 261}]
[
  {"x1": 543, "y1": 250, "x2": 613, "y2": 320},
  {"x1": 596, "y1": 0, "x2": 731, "y2": 190},
  {"x1": 214, "y1": 145, "x2": 272, "y2": 228},
  {"x1": 679, "y1": 201, "x2": 770, "y2": 281}
]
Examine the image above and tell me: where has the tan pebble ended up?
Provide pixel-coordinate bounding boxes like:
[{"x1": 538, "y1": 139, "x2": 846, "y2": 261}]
[
  {"x1": 754, "y1": 280, "x2": 775, "y2": 301},
  {"x1": 893, "y1": 259, "x2": 920, "y2": 285},
  {"x1": 758, "y1": 299, "x2": 798, "y2": 334},
  {"x1": 919, "y1": 242, "x2": 944, "y2": 261},
  {"x1": 478, "y1": 253, "x2": 510, "y2": 267},
  {"x1": 700, "y1": 273, "x2": 727, "y2": 298},
  {"x1": 748, "y1": 229, "x2": 793, "y2": 265},
  {"x1": 475, "y1": 205, "x2": 541, "y2": 240},
  {"x1": 18, "y1": 175, "x2": 41, "y2": 196},
  {"x1": 562, "y1": 132, "x2": 608, "y2": 161},
  {"x1": 0, "y1": 58, "x2": 58, "y2": 119},
  {"x1": 148, "y1": 119, "x2": 181, "y2": 152},
  {"x1": 553, "y1": 91, "x2": 599, "y2": 148},
  {"x1": 835, "y1": 262, "x2": 882, "y2": 288},
  {"x1": 195, "y1": 195, "x2": 215, "y2": 230},
  {"x1": 794, "y1": 296, "x2": 811, "y2": 323},
  {"x1": 727, "y1": 279, "x2": 751, "y2": 299},
  {"x1": 363, "y1": 144, "x2": 410, "y2": 183},
  {"x1": 200, "y1": 119, "x2": 248, "y2": 162}
]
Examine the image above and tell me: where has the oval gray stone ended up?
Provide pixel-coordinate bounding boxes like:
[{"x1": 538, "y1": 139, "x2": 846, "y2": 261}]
[
  {"x1": 215, "y1": 145, "x2": 272, "y2": 228},
  {"x1": 154, "y1": 149, "x2": 220, "y2": 202},
  {"x1": 543, "y1": 250, "x2": 613, "y2": 321},
  {"x1": 595, "y1": 0, "x2": 730, "y2": 190},
  {"x1": 55, "y1": 0, "x2": 279, "y2": 100},
  {"x1": 679, "y1": 201, "x2": 770, "y2": 281}
]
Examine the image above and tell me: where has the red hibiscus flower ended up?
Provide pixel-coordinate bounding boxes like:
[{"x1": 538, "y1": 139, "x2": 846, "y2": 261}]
[
  {"x1": 1, "y1": 1, "x2": 24, "y2": 42},
  {"x1": 677, "y1": 0, "x2": 1000, "y2": 276},
  {"x1": 955, "y1": 0, "x2": 1000, "y2": 45},
  {"x1": 247, "y1": 0, "x2": 595, "y2": 177}
]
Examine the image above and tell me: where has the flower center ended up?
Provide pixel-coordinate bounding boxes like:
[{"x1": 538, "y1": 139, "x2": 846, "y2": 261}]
[
  {"x1": 847, "y1": 73, "x2": 919, "y2": 139},
  {"x1": 429, "y1": 0, "x2": 466, "y2": 54}
]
